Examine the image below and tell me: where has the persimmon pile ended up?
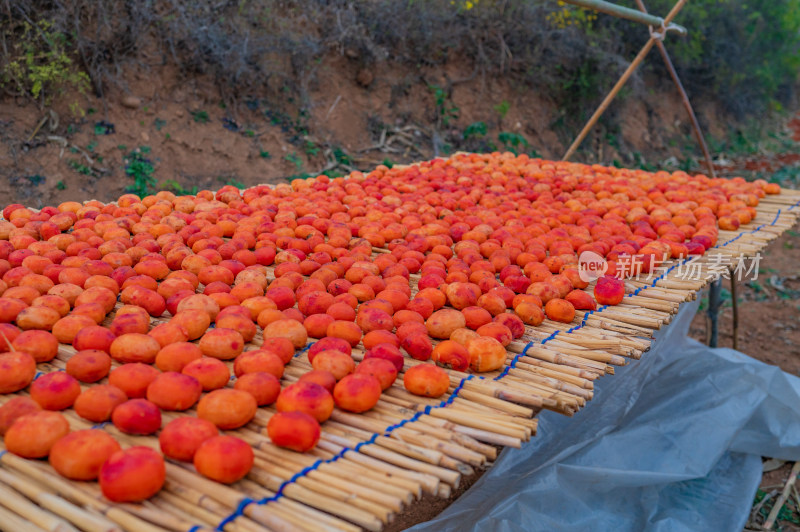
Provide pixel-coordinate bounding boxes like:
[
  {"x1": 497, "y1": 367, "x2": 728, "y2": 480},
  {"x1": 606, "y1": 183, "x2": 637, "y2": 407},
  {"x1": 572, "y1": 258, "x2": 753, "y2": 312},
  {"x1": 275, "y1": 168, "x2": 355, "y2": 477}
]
[{"x1": 0, "y1": 153, "x2": 779, "y2": 502}]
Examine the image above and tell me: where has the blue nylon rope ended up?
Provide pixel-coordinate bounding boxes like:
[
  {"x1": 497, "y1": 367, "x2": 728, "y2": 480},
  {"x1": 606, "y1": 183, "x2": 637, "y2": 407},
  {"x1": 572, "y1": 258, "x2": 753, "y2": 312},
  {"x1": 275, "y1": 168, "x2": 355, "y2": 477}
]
[
  {"x1": 210, "y1": 196, "x2": 800, "y2": 530},
  {"x1": 213, "y1": 375, "x2": 477, "y2": 530},
  {"x1": 295, "y1": 342, "x2": 313, "y2": 357},
  {"x1": 215, "y1": 497, "x2": 255, "y2": 530}
]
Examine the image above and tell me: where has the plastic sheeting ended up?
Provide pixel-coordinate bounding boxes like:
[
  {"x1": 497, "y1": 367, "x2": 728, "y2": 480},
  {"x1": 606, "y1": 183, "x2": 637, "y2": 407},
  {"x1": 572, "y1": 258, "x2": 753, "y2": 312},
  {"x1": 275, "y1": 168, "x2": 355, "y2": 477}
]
[{"x1": 409, "y1": 298, "x2": 800, "y2": 532}]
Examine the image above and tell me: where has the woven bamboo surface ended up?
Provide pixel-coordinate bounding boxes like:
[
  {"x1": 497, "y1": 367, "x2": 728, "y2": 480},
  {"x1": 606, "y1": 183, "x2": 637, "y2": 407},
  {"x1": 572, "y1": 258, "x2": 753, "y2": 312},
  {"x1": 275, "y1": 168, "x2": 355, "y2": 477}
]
[{"x1": 1, "y1": 161, "x2": 799, "y2": 532}]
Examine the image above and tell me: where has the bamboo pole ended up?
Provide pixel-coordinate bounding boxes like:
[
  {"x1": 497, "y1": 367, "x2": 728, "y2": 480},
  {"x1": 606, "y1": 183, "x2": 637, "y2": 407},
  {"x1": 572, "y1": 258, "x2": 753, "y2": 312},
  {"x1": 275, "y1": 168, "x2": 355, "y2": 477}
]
[
  {"x1": 0, "y1": 483, "x2": 79, "y2": 532},
  {"x1": 632, "y1": 0, "x2": 715, "y2": 177},
  {"x1": 563, "y1": 0, "x2": 688, "y2": 161},
  {"x1": 559, "y1": 0, "x2": 686, "y2": 33},
  {"x1": 0, "y1": 469, "x2": 119, "y2": 532},
  {"x1": 0, "y1": 505, "x2": 47, "y2": 532},
  {"x1": 1, "y1": 160, "x2": 797, "y2": 532}
]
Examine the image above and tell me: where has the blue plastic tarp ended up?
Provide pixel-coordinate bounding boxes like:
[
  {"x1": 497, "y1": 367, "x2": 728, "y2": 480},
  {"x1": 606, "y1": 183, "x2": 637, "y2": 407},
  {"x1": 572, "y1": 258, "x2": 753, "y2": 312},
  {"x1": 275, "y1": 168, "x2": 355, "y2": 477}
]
[{"x1": 409, "y1": 299, "x2": 800, "y2": 532}]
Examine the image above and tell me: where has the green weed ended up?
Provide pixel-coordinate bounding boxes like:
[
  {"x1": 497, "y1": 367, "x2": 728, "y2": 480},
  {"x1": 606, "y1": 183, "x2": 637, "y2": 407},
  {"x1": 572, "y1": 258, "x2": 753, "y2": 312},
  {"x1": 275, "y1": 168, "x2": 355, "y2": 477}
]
[
  {"x1": 0, "y1": 19, "x2": 90, "y2": 105},
  {"x1": 463, "y1": 121, "x2": 488, "y2": 140},
  {"x1": 67, "y1": 160, "x2": 92, "y2": 175},
  {"x1": 332, "y1": 147, "x2": 351, "y2": 166},
  {"x1": 191, "y1": 110, "x2": 210, "y2": 123},
  {"x1": 285, "y1": 152, "x2": 303, "y2": 170},
  {"x1": 124, "y1": 147, "x2": 156, "y2": 198},
  {"x1": 429, "y1": 84, "x2": 459, "y2": 128},
  {"x1": 494, "y1": 101, "x2": 510, "y2": 121},
  {"x1": 160, "y1": 180, "x2": 197, "y2": 195},
  {"x1": 497, "y1": 131, "x2": 529, "y2": 155},
  {"x1": 304, "y1": 141, "x2": 320, "y2": 157}
]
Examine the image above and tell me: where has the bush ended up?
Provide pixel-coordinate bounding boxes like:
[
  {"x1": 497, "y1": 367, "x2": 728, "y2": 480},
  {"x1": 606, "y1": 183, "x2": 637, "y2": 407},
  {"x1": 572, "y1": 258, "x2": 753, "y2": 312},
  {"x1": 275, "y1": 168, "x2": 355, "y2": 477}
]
[
  {"x1": 2, "y1": 0, "x2": 797, "y2": 126},
  {"x1": 617, "y1": 0, "x2": 800, "y2": 116},
  {"x1": 0, "y1": 19, "x2": 90, "y2": 106}
]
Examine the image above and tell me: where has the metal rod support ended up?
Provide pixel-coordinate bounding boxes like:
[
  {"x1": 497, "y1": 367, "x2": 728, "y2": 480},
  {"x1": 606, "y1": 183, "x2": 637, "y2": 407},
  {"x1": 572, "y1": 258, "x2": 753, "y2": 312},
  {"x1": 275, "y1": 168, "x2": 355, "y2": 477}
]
[
  {"x1": 562, "y1": 0, "x2": 687, "y2": 162},
  {"x1": 729, "y1": 270, "x2": 739, "y2": 350},
  {"x1": 559, "y1": 0, "x2": 687, "y2": 34},
  {"x1": 634, "y1": 0, "x2": 716, "y2": 179},
  {"x1": 707, "y1": 278, "x2": 722, "y2": 348}
]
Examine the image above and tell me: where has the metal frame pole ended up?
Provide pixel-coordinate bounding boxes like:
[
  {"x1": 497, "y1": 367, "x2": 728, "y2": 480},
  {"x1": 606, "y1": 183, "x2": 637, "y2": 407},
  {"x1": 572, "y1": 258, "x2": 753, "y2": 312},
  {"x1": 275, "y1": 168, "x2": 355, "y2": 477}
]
[
  {"x1": 707, "y1": 277, "x2": 722, "y2": 348},
  {"x1": 730, "y1": 270, "x2": 739, "y2": 350}
]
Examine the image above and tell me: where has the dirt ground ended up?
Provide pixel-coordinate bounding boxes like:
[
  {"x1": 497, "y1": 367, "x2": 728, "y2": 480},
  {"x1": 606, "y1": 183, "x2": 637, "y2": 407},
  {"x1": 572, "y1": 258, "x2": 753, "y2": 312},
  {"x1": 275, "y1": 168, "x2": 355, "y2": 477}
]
[
  {"x1": 689, "y1": 229, "x2": 800, "y2": 375},
  {"x1": 689, "y1": 119, "x2": 800, "y2": 530},
  {"x1": 0, "y1": 58, "x2": 739, "y2": 208}
]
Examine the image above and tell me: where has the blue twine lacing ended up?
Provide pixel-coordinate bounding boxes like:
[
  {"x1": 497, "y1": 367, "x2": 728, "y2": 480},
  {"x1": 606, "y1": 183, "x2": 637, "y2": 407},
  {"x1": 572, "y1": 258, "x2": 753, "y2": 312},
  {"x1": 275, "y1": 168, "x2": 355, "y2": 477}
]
[
  {"x1": 295, "y1": 342, "x2": 312, "y2": 357},
  {"x1": 209, "y1": 196, "x2": 800, "y2": 530}
]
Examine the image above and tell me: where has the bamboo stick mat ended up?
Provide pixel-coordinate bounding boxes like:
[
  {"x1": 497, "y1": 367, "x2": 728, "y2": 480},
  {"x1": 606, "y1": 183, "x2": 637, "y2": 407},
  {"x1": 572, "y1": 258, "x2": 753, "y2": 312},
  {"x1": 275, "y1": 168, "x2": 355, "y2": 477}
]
[{"x1": 1, "y1": 161, "x2": 799, "y2": 532}]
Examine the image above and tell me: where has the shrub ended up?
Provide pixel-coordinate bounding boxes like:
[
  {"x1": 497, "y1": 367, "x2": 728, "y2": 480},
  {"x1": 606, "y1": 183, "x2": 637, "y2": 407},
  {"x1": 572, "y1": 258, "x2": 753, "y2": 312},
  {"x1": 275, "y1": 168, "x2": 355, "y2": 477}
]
[
  {"x1": 0, "y1": 19, "x2": 90, "y2": 106},
  {"x1": 2, "y1": 0, "x2": 797, "y2": 128},
  {"x1": 636, "y1": 0, "x2": 800, "y2": 116}
]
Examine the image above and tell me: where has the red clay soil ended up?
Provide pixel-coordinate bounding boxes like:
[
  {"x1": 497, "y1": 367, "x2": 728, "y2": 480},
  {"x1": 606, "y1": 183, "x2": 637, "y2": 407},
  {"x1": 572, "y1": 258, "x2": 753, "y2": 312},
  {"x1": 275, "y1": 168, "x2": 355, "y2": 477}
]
[{"x1": 0, "y1": 60, "x2": 734, "y2": 207}]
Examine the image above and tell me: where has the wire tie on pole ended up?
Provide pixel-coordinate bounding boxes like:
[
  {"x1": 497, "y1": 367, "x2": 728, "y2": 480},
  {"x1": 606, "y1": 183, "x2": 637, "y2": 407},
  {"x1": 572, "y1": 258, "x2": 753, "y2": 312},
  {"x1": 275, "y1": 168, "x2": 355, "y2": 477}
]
[{"x1": 649, "y1": 23, "x2": 666, "y2": 41}]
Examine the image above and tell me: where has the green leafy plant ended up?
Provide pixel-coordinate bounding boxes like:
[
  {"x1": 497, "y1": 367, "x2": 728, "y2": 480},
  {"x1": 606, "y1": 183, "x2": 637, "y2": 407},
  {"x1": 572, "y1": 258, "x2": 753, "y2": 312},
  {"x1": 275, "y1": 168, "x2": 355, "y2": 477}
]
[
  {"x1": 463, "y1": 121, "x2": 488, "y2": 140},
  {"x1": 493, "y1": 101, "x2": 510, "y2": 121},
  {"x1": 381, "y1": 158, "x2": 394, "y2": 169},
  {"x1": 87, "y1": 140, "x2": 97, "y2": 152},
  {"x1": 651, "y1": 0, "x2": 800, "y2": 115},
  {"x1": 0, "y1": 19, "x2": 90, "y2": 107},
  {"x1": 497, "y1": 131, "x2": 530, "y2": 155},
  {"x1": 632, "y1": 152, "x2": 657, "y2": 172},
  {"x1": 285, "y1": 152, "x2": 303, "y2": 170},
  {"x1": 154, "y1": 118, "x2": 167, "y2": 131},
  {"x1": 68, "y1": 160, "x2": 92, "y2": 175},
  {"x1": 124, "y1": 147, "x2": 156, "y2": 197},
  {"x1": 94, "y1": 122, "x2": 114, "y2": 135},
  {"x1": 160, "y1": 179, "x2": 197, "y2": 195},
  {"x1": 429, "y1": 84, "x2": 459, "y2": 128},
  {"x1": 332, "y1": 147, "x2": 351, "y2": 166},
  {"x1": 56, "y1": 180, "x2": 66, "y2": 190},
  {"x1": 304, "y1": 141, "x2": 320, "y2": 157},
  {"x1": 259, "y1": 150, "x2": 271, "y2": 159},
  {"x1": 191, "y1": 110, "x2": 210, "y2": 123},
  {"x1": 224, "y1": 179, "x2": 246, "y2": 189},
  {"x1": 286, "y1": 172, "x2": 315, "y2": 181}
]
